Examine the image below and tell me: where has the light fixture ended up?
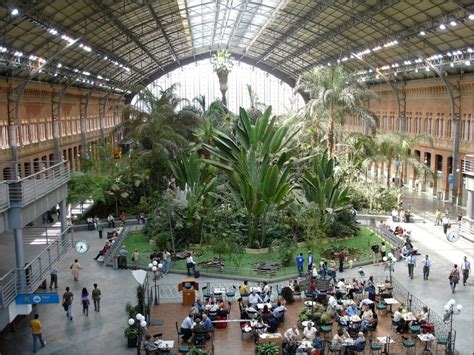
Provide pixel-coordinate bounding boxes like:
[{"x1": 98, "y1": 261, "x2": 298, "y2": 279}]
[
  {"x1": 11, "y1": 8, "x2": 19, "y2": 16},
  {"x1": 140, "y1": 320, "x2": 147, "y2": 328},
  {"x1": 419, "y1": 30, "x2": 426, "y2": 36},
  {"x1": 57, "y1": 63, "x2": 62, "y2": 68},
  {"x1": 456, "y1": 304, "x2": 463, "y2": 311},
  {"x1": 29, "y1": 55, "x2": 37, "y2": 60},
  {"x1": 468, "y1": 48, "x2": 473, "y2": 53},
  {"x1": 448, "y1": 299, "x2": 456, "y2": 306},
  {"x1": 470, "y1": 14, "x2": 474, "y2": 20},
  {"x1": 13, "y1": 51, "x2": 23, "y2": 57},
  {"x1": 465, "y1": 60, "x2": 471, "y2": 66},
  {"x1": 425, "y1": 67, "x2": 430, "y2": 72},
  {"x1": 439, "y1": 24, "x2": 446, "y2": 30},
  {"x1": 128, "y1": 318, "x2": 135, "y2": 325},
  {"x1": 0, "y1": 46, "x2": 7, "y2": 53},
  {"x1": 48, "y1": 28, "x2": 58, "y2": 35},
  {"x1": 450, "y1": 62, "x2": 454, "y2": 67},
  {"x1": 450, "y1": 21, "x2": 457, "y2": 26},
  {"x1": 444, "y1": 304, "x2": 450, "y2": 311}
]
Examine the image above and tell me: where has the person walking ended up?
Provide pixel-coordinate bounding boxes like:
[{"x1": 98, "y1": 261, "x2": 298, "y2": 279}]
[
  {"x1": 81, "y1": 287, "x2": 90, "y2": 316},
  {"x1": 131, "y1": 249, "x2": 140, "y2": 269},
  {"x1": 107, "y1": 213, "x2": 115, "y2": 228},
  {"x1": 338, "y1": 249, "x2": 345, "y2": 273},
  {"x1": 97, "y1": 220, "x2": 104, "y2": 239},
  {"x1": 70, "y1": 259, "x2": 82, "y2": 281},
  {"x1": 63, "y1": 287, "x2": 74, "y2": 320},
  {"x1": 186, "y1": 253, "x2": 196, "y2": 276},
  {"x1": 449, "y1": 264, "x2": 460, "y2": 293},
  {"x1": 380, "y1": 242, "x2": 387, "y2": 260},
  {"x1": 307, "y1": 251, "x2": 314, "y2": 273},
  {"x1": 434, "y1": 209, "x2": 442, "y2": 226},
  {"x1": 461, "y1": 256, "x2": 471, "y2": 286},
  {"x1": 407, "y1": 252, "x2": 416, "y2": 279},
  {"x1": 49, "y1": 267, "x2": 58, "y2": 289},
  {"x1": 442, "y1": 214, "x2": 450, "y2": 235},
  {"x1": 421, "y1": 255, "x2": 432, "y2": 280},
  {"x1": 371, "y1": 243, "x2": 380, "y2": 265},
  {"x1": 163, "y1": 250, "x2": 171, "y2": 274},
  {"x1": 30, "y1": 313, "x2": 45, "y2": 353},
  {"x1": 296, "y1": 253, "x2": 304, "y2": 277},
  {"x1": 92, "y1": 283, "x2": 101, "y2": 312}
]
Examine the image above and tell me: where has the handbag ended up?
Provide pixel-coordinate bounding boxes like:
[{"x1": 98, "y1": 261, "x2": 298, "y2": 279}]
[{"x1": 62, "y1": 302, "x2": 68, "y2": 311}]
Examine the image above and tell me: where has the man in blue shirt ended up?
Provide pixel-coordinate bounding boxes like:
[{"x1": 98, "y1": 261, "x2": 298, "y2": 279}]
[
  {"x1": 307, "y1": 251, "x2": 314, "y2": 273},
  {"x1": 296, "y1": 253, "x2": 304, "y2": 277},
  {"x1": 346, "y1": 303, "x2": 358, "y2": 317},
  {"x1": 201, "y1": 314, "x2": 213, "y2": 332}
]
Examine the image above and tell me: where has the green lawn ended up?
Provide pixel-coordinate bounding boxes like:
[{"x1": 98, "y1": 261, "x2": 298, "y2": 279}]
[{"x1": 123, "y1": 228, "x2": 389, "y2": 279}]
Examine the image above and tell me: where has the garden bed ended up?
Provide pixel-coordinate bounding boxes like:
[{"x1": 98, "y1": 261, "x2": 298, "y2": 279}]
[{"x1": 123, "y1": 228, "x2": 388, "y2": 279}]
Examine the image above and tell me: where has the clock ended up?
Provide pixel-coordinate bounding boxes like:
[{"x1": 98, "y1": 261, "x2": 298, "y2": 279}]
[
  {"x1": 447, "y1": 231, "x2": 460, "y2": 243},
  {"x1": 75, "y1": 240, "x2": 89, "y2": 254}
]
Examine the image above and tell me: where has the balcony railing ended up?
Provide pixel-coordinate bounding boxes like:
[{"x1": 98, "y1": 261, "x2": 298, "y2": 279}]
[
  {"x1": 0, "y1": 227, "x2": 74, "y2": 308},
  {"x1": 4, "y1": 161, "x2": 69, "y2": 207},
  {"x1": 0, "y1": 182, "x2": 8, "y2": 212},
  {"x1": 463, "y1": 154, "x2": 474, "y2": 177}
]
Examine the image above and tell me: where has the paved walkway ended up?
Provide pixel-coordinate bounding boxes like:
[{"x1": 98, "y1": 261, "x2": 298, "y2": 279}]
[{"x1": 0, "y1": 190, "x2": 473, "y2": 354}]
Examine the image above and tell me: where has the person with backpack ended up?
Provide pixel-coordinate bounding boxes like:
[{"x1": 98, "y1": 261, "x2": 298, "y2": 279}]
[
  {"x1": 371, "y1": 243, "x2": 380, "y2": 265},
  {"x1": 449, "y1": 264, "x2": 460, "y2": 293}
]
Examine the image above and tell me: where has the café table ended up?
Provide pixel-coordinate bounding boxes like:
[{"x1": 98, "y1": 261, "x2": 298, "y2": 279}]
[
  {"x1": 402, "y1": 312, "x2": 417, "y2": 322},
  {"x1": 213, "y1": 288, "x2": 226, "y2": 295},
  {"x1": 377, "y1": 336, "x2": 395, "y2": 354},
  {"x1": 383, "y1": 298, "x2": 399, "y2": 313},
  {"x1": 304, "y1": 300, "x2": 317, "y2": 308},
  {"x1": 418, "y1": 333, "x2": 436, "y2": 353},
  {"x1": 251, "y1": 286, "x2": 262, "y2": 293},
  {"x1": 154, "y1": 340, "x2": 174, "y2": 351}
]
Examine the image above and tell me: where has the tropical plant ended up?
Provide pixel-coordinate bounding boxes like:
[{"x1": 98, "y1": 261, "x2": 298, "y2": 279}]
[
  {"x1": 364, "y1": 132, "x2": 434, "y2": 187},
  {"x1": 67, "y1": 172, "x2": 112, "y2": 206},
  {"x1": 246, "y1": 84, "x2": 264, "y2": 123},
  {"x1": 295, "y1": 65, "x2": 378, "y2": 157},
  {"x1": 256, "y1": 342, "x2": 279, "y2": 355},
  {"x1": 204, "y1": 106, "x2": 298, "y2": 247},
  {"x1": 211, "y1": 49, "x2": 234, "y2": 106},
  {"x1": 300, "y1": 152, "x2": 352, "y2": 243}
]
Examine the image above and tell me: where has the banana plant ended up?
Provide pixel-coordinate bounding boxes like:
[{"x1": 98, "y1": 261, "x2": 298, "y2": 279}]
[
  {"x1": 301, "y1": 152, "x2": 351, "y2": 230},
  {"x1": 170, "y1": 152, "x2": 217, "y2": 244},
  {"x1": 204, "y1": 106, "x2": 298, "y2": 247}
]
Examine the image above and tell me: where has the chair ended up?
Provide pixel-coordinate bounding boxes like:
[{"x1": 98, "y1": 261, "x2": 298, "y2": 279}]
[
  {"x1": 369, "y1": 339, "x2": 382, "y2": 355},
  {"x1": 202, "y1": 286, "x2": 211, "y2": 301},
  {"x1": 354, "y1": 341, "x2": 366, "y2": 353},
  {"x1": 402, "y1": 336, "x2": 416, "y2": 353},
  {"x1": 293, "y1": 290, "x2": 302, "y2": 300},
  {"x1": 193, "y1": 333, "x2": 207, "y2": 345},
  {"x1": 177, "y1": 345, "x2": 190, "y2": 353},
  {"x1": 276, "y1": 285, "x2": 282, "y2": 296},
  {"x1": 320, "y1": 324, "x2": 333, "y2": 340},
  {"x1": 436, "y1": 337, "x2": 448, "y2": 352},
  {"x1": 408, "y1": 324, "x2": 421, "y2": 335},
  {"x1": 376, "y1": 301, "x2": 387, "y2": 314},
  {"x1": 176, "y1": 322, "x2": 184, "y2": 344},
  {"x1": 225, "y1": 285, "x2": 236, "y2": 302},
  {"x1": 328, "y1": 343, "x2": 341, "y2": 354}
]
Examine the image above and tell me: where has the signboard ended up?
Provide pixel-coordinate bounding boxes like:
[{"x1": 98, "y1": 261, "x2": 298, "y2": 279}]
[{"x1": 16, "y1": 293, "x2": 60, "y2": 305}]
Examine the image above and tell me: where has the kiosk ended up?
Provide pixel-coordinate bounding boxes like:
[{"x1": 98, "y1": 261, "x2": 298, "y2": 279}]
[{"x1": 178, "y1": 278, "x2": 199, "y2": 306}]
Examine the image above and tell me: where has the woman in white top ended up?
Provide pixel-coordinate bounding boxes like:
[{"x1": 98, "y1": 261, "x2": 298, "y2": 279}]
[
  {"x1": 284, "y1": 326, "x2": 300, "y2": 341},
  {"x1": 186, "y1": 254, "x2": 195, "y2": 276}
]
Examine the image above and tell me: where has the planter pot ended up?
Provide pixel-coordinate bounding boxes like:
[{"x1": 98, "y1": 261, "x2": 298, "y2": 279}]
[{"x1": 127, "y1": 336, "x2": 138, "y2": 348}]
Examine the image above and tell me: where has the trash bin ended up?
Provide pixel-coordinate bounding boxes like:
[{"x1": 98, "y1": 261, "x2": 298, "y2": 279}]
[{"x1": 113, "y1": 256, "x2": 118, "y2": 270}]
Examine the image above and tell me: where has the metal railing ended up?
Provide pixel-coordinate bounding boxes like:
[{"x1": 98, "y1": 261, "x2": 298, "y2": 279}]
[
  {"x1": 371, "y1": 225, "x2": 405, "y2": 249},
  {"x1": 0, "y1": 182, "x2": 8, "y2": 212},
  {"x1": 0, "y1": 227, "x2": 74, "y2": 308},
  {"x1": 102, "y1": 224, "x2": 144, "y2": 266},
  {"x1": 5, "y1": 161, "x2": 69, "y2": 206},
  {"x1": 462, "y1": 154, "x2": 474, "y2": 176}
]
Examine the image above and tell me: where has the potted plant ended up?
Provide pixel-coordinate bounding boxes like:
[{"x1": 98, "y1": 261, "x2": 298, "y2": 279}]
[
  {"x1": 124, "y1": 325, "x2": 139, "y2": 347},
  {"x1": 320, "y1": 311, "x2": 333, "y2": 325},
  {"x1": 211, "y1": 49, "x2": 233, "y2": 106},
  {"x1": 256, "y1": 342, "x2": 279, "y2": 355}
]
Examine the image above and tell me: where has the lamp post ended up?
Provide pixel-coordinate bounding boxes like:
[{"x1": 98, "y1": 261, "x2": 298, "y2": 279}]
[
  {"x1": 128, "y1": 313, "x2": 147, "y2": 355},
  {"x1": 148, "y1": 260, "x2": 163, "y2": 305},
  {"x1": 444, "y1": 298, "x2": 462, "y2": 354}
]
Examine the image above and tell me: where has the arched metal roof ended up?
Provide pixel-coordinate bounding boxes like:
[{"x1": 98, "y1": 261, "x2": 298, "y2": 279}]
[{"x1": 0, "y1": 0, "x2": 473, "y2": 93}]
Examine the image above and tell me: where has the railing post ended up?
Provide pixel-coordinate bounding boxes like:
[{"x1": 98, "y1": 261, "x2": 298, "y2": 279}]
[
  {"x1": 38, "y1": 257, "x2": 42, "y2": 284},
  {"x1": 47, "y1": 248, "x2": 51, "y2": 268}
]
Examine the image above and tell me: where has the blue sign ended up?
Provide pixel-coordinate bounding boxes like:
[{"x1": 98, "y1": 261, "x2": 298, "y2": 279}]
[
  {"x1": 16, "y1": 293, "x2": 60, "y2": 305},
  {"x1": 448, "y1": 174, "x2": 454, "y2": 184}
]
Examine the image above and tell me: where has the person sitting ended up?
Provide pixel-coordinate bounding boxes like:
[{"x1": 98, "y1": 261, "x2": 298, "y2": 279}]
[
  {"x1": 393, "y1": 307, "x2": 406, "y2": 333},
  {"x1": 201, "y1": 314, "x2": 213, "y2": 332},
  {"x1": 248, "y1": 290, "x2": 263, "y2": 308},
  {"x1": 180, "y1": 314, "x2": 194, "y2": 342},
  {"x1": 87, "y1": 216, "x2": 94, "y2": 230},
  {"x1": 284, "y1": 326, "x2": 300, "y2": 341},
  {"x1": 192, "y1": 317, "x2": 209, "y2": 343},
  {"x1": 351, "y1": 332, "x2": 366, "y2": 352},
  {"x1": 330, "y1": 329, "x2": 344, "y2": 351},
  {"x1": 346, "y1": 302, "x2": 358, "y2": 317},
  {"x1": 265, "y1": 314, "x2": 278, "y2": 333},
  {"x1": 292, "y1": 280, "x2": 301, "y2": 293},
  {"x1": 415, "y1": 306, "x2": 429, "y2": 325},
  {"x1": 240, "y1": 280, "x2": 249, "y2": 295},
  {"x1": 312, "y1": 331, "x2": 324, "y2": 351},
  {"x1": 261, "y1": 305, "x2": 273, "y2": 323},
  {"x1": 142, "y1": 334, "x2": 159, "y2": 352},
  {"x1": 191, "y1": 299, "x2": 203, "y2": 316},
  {"x1": 347, "y1": 278, "x2": 360, "y2": 299},
  {"x1": 94, "y1": 242, "x2": 110, "y2": 260},
  {"x1": 341, "y1": 328, "x2": 351, "y2": 340},
  {"x1": 252, "y1": 317, "x2": 267, "y2": 341},
  {"x1": 246, "y1": 303, "x2": 258, "y2": 319},
  {"x1": 262, "y1": 281, "x2": 271, "y2": 296},
  {"x1": 360, "y1": 305, "x2": 373, "y2": 331},
  {"x1": 272, "y1": 301, "x2": 287, "y2": 322},
  {"x1": 303, "y1": 321, "x2": 317, "y2": 341},
  {"x1": 380, "y1": 279, "x2": 393, "y2": 298}
]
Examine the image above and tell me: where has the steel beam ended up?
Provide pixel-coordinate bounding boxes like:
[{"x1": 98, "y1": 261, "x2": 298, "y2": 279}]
[
  {"x1": 99, "y1": 92, "x2": 111, "y2": 142},
  {"x1": 148, "y1": 5, "x2": 180, "y2": 64},
  {"x1": 427, "y1": 62, "x2": 462, "y2": 205},
  {"x1": 51, "y1": 86, "x2": 68, "y2": 161},
  {"x1": 79, "y1": 91, "x2": 93, "y2": 160}
]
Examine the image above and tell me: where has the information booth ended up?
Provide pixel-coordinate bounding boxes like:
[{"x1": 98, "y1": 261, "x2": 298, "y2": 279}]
[{"x1": 178, "y1": 278, "x2": 199, "y2": 306}]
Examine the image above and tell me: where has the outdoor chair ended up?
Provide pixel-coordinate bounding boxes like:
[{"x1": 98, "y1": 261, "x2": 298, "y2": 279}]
[
  {"x1": 369, "y1": 339, "x2": 382, "y2": 354},
  {"x1": 436, "y1": 337, "x2": 448, "y2": 352},
  {"x1": 376, "y1": 301, "x2": 387, "y2": 314},
  {"x1": 225, "y1": 285, "x2": 236, "y2": 302},
  {"x1": 402, "y1": 336, "x2": 416, "y2": 353},
  {"x1": 177, "y1": 345, "x2": 190, "y2": 353},
  {"x1": 408, "y1": 324, "x2": 421, "y2": 335}
]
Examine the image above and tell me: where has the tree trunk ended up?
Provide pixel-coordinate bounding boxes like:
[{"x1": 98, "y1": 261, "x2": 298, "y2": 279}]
[
  {"x1": 327, "y1": 106, "x2": 334, "y2": 158},
  {"x1": 217, "y1": 71, "x2": 229, "y2": 106},
  {"x1": 386, "y1": 160, "x2": 392, "y2": 187}
]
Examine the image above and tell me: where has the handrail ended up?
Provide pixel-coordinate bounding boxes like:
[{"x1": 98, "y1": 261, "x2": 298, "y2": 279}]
[
  {"x1": 6, "y1": 161, "x2": 69, "y2": 207},
  {"x1": 0, "y1": 182, "x2": 9, "y2": 212},
  {"x1": 0, "y1": 227, "x2": 74, "y2": 308},
  {"x1": 100, "y1": 224, "x2": 145, "y2": 266}
]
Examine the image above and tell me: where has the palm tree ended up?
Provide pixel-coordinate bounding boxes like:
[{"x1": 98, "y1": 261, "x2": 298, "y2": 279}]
[
  {"x1": 211, "y1": 49, "x2": 234, "y2": 106},
  {"x1": 295, "y1": 65, "x2": 378, "y2": 157}
]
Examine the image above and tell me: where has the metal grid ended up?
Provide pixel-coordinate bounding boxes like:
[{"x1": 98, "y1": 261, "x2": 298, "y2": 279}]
[{"x1": 0, "y1": 1, "x2": 473, "y2": 91}]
